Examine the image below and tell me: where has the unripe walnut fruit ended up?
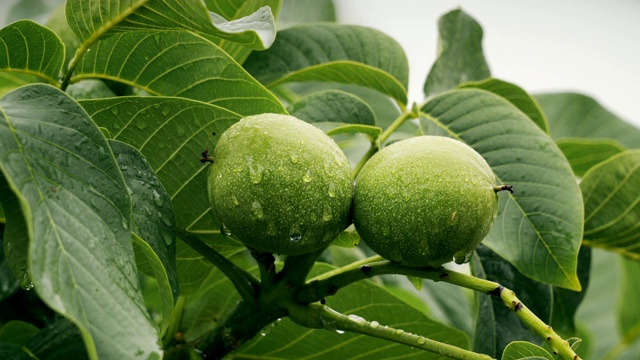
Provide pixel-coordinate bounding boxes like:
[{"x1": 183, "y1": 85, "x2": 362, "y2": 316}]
[
  {"x1": 208, "y1": 113, "x2": 353, "y2": 255},
  {"x1": 353, "y1": 136, "x2": 499, "y2": 267}
]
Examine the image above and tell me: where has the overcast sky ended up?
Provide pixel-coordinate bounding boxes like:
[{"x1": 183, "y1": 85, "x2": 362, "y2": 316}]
[{"x1": 335, "y1": 0, "x2": 640, "y2": 127}]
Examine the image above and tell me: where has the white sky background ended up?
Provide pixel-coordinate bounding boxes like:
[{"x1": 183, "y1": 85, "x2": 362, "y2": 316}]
[{"x1": 334, "y1": 0, "x2": 640, "y2": 127}]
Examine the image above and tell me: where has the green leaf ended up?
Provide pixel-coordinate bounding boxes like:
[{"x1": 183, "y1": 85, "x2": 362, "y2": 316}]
[
  {"x1": 110, "y1": 140, "x2": 178, "y2": 334},
  {"x1": 208, "y1": 6, "x2": 276, "y2": 49},
  {"x1": 80, "y1": 96, "x2": 241, "y2": 235},
  {"x1": 72, "y1": 30, "x2": 285, "y2": 116},
  {"x1": 575, "y1": 249, "x2": 621, "y2": 359},
  {"x1": 0, "y1": 73, "x2": 37, "y2": 97},
  {"x1": 0, "y1": 226, "x2": 20, "y2": 301},
  {"x1": 0, "y1": 20, "x2": 64, "y2": 84},
  {"x1": 550, "y1": 246, "x2": 591, "y2": 337},
  {"x1": 0, "y1": 84, "x2": 161, "y2": 360},
  {"x1": 424, "y1": 9, "x2": 490, "y2": 98},
  {"x1": 536, "y1": 92, "x2": 640, "y2": 149},
  {"x1": 412, "y1": 278, "x2": 473, "y2": 338},
  {"x1": 288, "y1": 90, "x2": 376, "y2": 126},
  {"x1": 472, "y1": 253, "x2": 497, "y2": 356},
  {"x1": 234, "y1": 263, "x2": 469, "y2": 359},
  {"x1": 66, "y1": 0, "x2": 274, "y2": 51},
  {"x1": 406, "y1": 276, "x2": 423, "y2": 291},
  {"x1": 502, "y1": 341, "x2": 554, "y2": 360},
  {"x1": 181, "y1": 249, "x2": 255, "y2": 341},
  {"x1": 244, "y1": 23, "x2": 409, "y2": 104},
  {"x1": 110, "y1": 140, "x2": 177, "y2": 295},
  {"x1": 204, "y1": 0, "x2": 281, "y2": 63},
  {"x1": 0, "y1": 321, "x2": 39, "y2": 346},
  {"x1": 617, "y1": 257, "x2": 640, "y2": 343},
  {"x1": 581, "y1": 150, "x2": 640, "y2": 256},
  {"x1": 556, "y1": 138, "x2": 626, "y2": 177},
  {"x1": 175, "y1": 235, "x2": 245, "y2": 296},
  {"x1": 132, "y1": 233, "x2": 174, "y2": 334},
  {"x1": 0, "y1": 173, "x2": 30, "y2": 288},
  {"x1": 459, "y1": 78, "x2": 549, "y2": 133},
  {"x1": 204, "y1": 0, "x2": 280, "y2": 20},
  {"x1": 278, "y1": 0, "x2": 335, "y2": 29},
  {"x1": 329, "y1": 228, "x2": 360, "y2": 248},
  {"x1": 65, "y1": 80, "x2": 116, "y2": 100},
  {"x1": 285, "y1": 83, "x2": 401, "y2": 129},
  {"x1": 0, "y1": 342, "x2": 36, "y2": 360},
  {"x1": 26, "y1": 318, "x2": 88, "y2": 360},
  {"x1": 326, "y1": 124, "x2": 382, "y2": 141},
  {"x1": 421, "y1": 88, "x2": 583, "y2": 290},
  {"x1": 45, "y1": 3, "x2": 80, "y2": 71},
  {"x1": 472, "y1": 246, "x2": 552, "y2": 358},
  {"x1": 274, "y1": 62, "x2": 408, "y2": 105}
]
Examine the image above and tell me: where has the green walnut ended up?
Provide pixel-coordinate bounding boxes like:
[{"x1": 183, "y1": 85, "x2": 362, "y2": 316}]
[
  {"x1": 208, "y1": 113, "x2": 353, "y2": 255},
  {"x1": 353, "y1": 136, "x2": 502, "y2": 267}
]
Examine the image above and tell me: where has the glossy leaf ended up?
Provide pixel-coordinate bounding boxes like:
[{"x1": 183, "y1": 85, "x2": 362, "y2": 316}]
[
  {"x1": 0, "y1": 84, "x2": 161, "y2": 360},
  {"x1": 421, "y1": 89, "x2": 583, "y2": 290},
  {"x1": 502, "y1": 341, "x2": 554, "y2": 360},
  {"x1": 82, "y1": 96, "x2": 248, "y2": 294},
  {"x1": 175, "y1": 236, "x2": 245, "y2": 296},
  {"x1": 110, "y1": 140, "x2": 178, "y2": 333},
  {"x1": 536, "y1": 92, "x2": 640, "y2": 149},
  {"x1": 80, "y1": 96, "x2": 240, "y2": 235},
  {"x1": 550, "y1": 246, "x2": 591, "y2": 337},
  {"x1": 0, "y1": 20, "x2": 64, "y2": 84},
  {"x1": 244, "y1": 23, "x2": 409, "y2": 104},
  {"x1": 581, "y1": 150, "x2": 640, "y2": 256},
  {"x1": 204, "y1": 0, "x2": 281, "y2": 62},
  {"x1": 574, "y1": 249, "x2": 621, "y2": 359},
  {"x1": 471, "y1": 253, "x2": 497, "y2": 356},
  {"x1": 424, "y1": 9, "x2": 490, "y2": 98},
  {"x1": 65, "y1": 80, "x2": 116, "y2": 100},
  {"x1": 44, "y1": 4, "x2": 79, "y2": 70},
  {"x1": 556, "y1": 138, "x2": 626, "y2": 177},
  {"x1": 0, "y1": 342, "x2": 36, "y2": 360},
  {"x1": 132, "y1": 233, "x2": 174, "y2": 333},
  {"x1": 329, "y1": 229, "x2": 360, "y2": 248},
  {"x1": 26, "y1": 319, "x2": 88, "y2": 360},
  {"x1": 286, "y1": 82, "x2": 401, "y2": 129},
  {"x1": 0, "y1": 321, "x2": 39, "y2": 346},
  {"x1": 459, "y1": 78, "x2": 549, "y2": 133},
  {"x1": 472, "y1": 246, "x2": 552, "y2": 358},
  {"x1": 0, "y1": 173, "x2": 30, "y2": 288},
  {"x1": 0, "y1": 226, "x2": 20, "y2": 301},
  {"x1": 617, "y1": 256, "x2": 640, "y2": 345},
  {"x1": 208, "y1": 6, "x2": 276, "y2": 48},
  {"x1": 111, "y1": 141, "x2": 177, "y2": 293},
  {"x1": 0, "y1": 73, "x2": 37, "y2": 97},
  {"x1": 180, "y1": 250, "x2": 256, "y2": 342},
  {"x1": 408, "y1": 276, "x2": 474, "y2": 337},
  {"x1": 327, "y1": 124, "x2": 382, "y2": 140},
  {"x1": 288, "y1": 90, "x2": 376, "y2": 125},
  {"x1": 65, "y1": 0, "x2": 274, "y2": 51},
  {"x1": 278, "y1": 0, "x2": 335, "y2": 29},
  {"x1": 72, "y1": 30, "x2": 285, "y2": 116},
  {"x1": 234, "y1": 263, "x2": 470, "y2": 359}
]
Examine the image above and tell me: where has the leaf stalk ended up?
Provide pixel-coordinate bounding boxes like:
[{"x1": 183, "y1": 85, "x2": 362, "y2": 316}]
[
  {"x1": 352, "y1": 107, "x2": 417, "y2": 177},
  {"x1": 287, "y1": 302, "x2": 495, "y2": 360},
  {"x1": 177, "y1": 229, "x2": 259, "y2": 305},
  {"x1": 297, "y1": 260, "x2": 581, "y2": 360}
]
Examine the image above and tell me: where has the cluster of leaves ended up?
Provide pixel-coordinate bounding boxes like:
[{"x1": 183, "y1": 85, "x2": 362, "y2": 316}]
[{"x1": 0, "y1": 0, "x2": 639, "y2": 359}]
